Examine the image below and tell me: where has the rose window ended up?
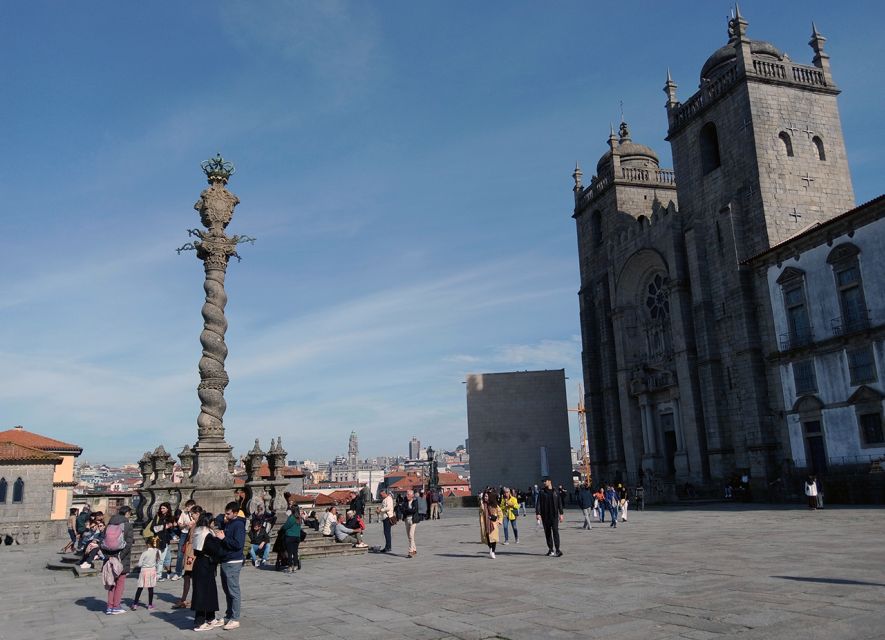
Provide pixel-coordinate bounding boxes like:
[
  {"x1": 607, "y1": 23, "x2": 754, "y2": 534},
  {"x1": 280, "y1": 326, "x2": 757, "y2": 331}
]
[{"x1": 645, "y1": 274, "x2": 670, "y2": 320}]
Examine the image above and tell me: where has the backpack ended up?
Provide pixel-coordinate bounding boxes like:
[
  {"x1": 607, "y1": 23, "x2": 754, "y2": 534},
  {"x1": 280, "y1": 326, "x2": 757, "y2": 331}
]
[{"x1": 101, "y1": 522, "x2": 127, "y2": 552}]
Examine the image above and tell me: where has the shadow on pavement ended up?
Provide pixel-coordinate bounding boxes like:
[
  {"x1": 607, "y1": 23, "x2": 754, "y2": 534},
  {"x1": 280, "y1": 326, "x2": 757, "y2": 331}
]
[
  {"x1": 74, "y1": 597, "x2": 107, "y2": 612},
  {"x1": 772, "y1": 575, "x2": 885, "y2": 587}
]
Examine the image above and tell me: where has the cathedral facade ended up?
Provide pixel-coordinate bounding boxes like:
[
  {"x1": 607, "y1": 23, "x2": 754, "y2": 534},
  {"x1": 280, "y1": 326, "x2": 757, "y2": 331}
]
[{"x1": 572, "y1": 10, "x2": 858, "y2": 496}]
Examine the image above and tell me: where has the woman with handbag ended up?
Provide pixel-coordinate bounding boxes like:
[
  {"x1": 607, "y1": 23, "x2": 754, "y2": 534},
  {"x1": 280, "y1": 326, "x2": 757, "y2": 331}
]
[
  {"x1": 148, "y1": 502, "x2": 176, "y2": 580},
  {"x1": 479, "y1": 490, "x2": 503, "y2": 559},
  {"x1": 173, "y1": 505, "x2": 202, "y2": 609}
]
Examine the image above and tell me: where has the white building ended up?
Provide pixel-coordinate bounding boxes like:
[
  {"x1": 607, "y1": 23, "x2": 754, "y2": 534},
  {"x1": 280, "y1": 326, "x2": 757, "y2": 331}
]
[{"x1": 751, "y1": 195, "x2": 885, "y2": 473}]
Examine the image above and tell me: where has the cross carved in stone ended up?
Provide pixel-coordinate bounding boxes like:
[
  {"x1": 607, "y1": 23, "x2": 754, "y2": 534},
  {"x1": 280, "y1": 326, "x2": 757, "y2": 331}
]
[
  {"x1": 802, "y1": 125, "x2": 815, "y2": 139},
  {"x1": 789, "y1": 208, "x2": 803, "y2": 223},
  {"x1": 800, "y1": 173, "x2": 815, "y2": 189},
  {"x1": 784, "y1": 122, "x2": 800, "y2": 136}
]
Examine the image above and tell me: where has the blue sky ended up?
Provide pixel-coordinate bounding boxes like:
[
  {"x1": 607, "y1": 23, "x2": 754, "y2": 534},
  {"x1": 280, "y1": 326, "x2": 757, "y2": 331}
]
[{"x1": 2, "y1": 2, "x2": 883, "y2": 465}]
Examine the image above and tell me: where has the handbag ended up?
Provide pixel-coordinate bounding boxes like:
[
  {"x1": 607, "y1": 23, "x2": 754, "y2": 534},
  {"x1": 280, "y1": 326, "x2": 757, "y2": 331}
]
[
  {"x1": 387, "y1": 515, "x2": 399, "y2": 526},
  {"x1": 299, "y1": 529, "x2": 307, "y2": 542}
]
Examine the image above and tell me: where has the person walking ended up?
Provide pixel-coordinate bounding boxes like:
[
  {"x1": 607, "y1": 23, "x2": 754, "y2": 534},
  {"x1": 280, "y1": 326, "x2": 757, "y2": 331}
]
[
  {"x1": 479, "y1": 490, "x2": 503, "y2": 558},
  {"x1": 577, "y1": 481, "x2": 594, "y2": 530},
  {"x1": 605, "y1": 485, "x2": 620, "y2": 527},
  {"x1": 428, "y1": 489, "x2": 440, "y2": 520},
  {"x1": 594, "y1": 486, "x2": 606, "y2": 522},
  {"x1": 535, "y1": 478, "x2": 564, "y2": 557},
  {"x1": 500, "y1": 488, "x2": 520, "y2": 544},
  {"x1": 215, "y1": 502, "x2": 246, "y2": 630},
  {"x1": 804, "y1": 475, "x2": 819, "y2": 510},
  {"x1": 279, "y1": 508, "x2": 303, "y2": 572},
  {"x1": 376, "y1": 489, "x2": 395, "y2": 552},
  {"x1": 190, "y1": 512, "x2": 223, "y2": 631},
  {"x1": 617, "y1": 483, "x2": 629, "y2": 522}
]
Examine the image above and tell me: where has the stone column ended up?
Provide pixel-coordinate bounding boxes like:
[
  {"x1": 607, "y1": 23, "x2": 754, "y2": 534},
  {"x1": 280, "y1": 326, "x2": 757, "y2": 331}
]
[
  {"x1": 638, "y1": 398, "x2": 650, "y2": 454},
  {"x1": 644, "y1": 402, "x2": 657, "y2": 454},
  {"x1": 672, "y1": 397, "x2": 685, "y2": 450}
]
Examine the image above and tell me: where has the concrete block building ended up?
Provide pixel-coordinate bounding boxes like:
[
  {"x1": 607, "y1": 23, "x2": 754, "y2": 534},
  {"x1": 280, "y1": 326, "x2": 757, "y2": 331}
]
[
  {"x1": 572, "y1": 9, "x2": 877, "y2": 497},
  {"x1": 465, "y1": 370, "x2": 572, "y2": 493}
]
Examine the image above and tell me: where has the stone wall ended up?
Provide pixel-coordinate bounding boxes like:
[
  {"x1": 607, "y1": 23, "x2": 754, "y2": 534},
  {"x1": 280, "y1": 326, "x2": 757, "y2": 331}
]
[
  {"x1": 0, "y1": 463, "x2": 56, "y2": 523},
  {"x1": 0, "y1": 519, "x2": 67, "y2": 545}
]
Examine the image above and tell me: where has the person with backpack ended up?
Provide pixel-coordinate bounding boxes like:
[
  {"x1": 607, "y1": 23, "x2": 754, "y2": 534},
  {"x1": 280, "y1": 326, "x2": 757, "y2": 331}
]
[
  {"x1": 130, "y1": 536, "x2": 161, "y2": 610},
  {"x1": 102, "y1": 506, "x2": 134, "y2": 615}
]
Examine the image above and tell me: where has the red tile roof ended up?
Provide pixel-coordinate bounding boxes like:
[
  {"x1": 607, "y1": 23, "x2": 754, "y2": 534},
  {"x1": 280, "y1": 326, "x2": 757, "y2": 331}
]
[
  {"x1": 0, "y1": 441, "x2": 63, "y2": 464},
  {"x1": 256, "y1": 463, "x2": 305, "y2": 478},
  {"x1": 0, "y1": 426, "x2": 82, "y2": 454},
  {"x1": 437, "y1": 471, "x2": 469, "y2": 486}
]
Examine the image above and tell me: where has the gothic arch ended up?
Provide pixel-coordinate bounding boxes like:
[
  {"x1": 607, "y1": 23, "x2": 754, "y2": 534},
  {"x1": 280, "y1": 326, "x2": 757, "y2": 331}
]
[{"x1": 615, "y1": 249, "x2": 670, "y2": 308}]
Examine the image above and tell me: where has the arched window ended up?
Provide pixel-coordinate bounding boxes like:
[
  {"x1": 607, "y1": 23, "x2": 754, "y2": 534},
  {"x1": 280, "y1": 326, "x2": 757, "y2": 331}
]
[
  {"x1": 0, "y1": 478, "x2": 6, "y2": 503},
  {"x1": 591, "y1": 210, "x2": 603, "y2": 246},
  {"x1": 699, "y1": 122, "x2": 721, "y2": 174},
  {"x1": 779, "y1": 132, "x2": 794, "y2": 157},
  {"x1": 812, "y1": 135, "x2": 826, "y2": 161},
  {"x1": 12, "y1": 478, "x2": 23, "y2": 503}
]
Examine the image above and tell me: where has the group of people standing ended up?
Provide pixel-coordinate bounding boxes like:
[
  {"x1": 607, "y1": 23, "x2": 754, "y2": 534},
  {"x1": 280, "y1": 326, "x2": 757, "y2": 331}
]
[
  {"x1": 576, "y1": 481, "x2": 628, "y2": 528},
  {"x1": 374, "y1": 486, "x2": 444, "y2": 557},
  {"x1": 95, "y1": 501, "x2": 246, "y2": 632}
]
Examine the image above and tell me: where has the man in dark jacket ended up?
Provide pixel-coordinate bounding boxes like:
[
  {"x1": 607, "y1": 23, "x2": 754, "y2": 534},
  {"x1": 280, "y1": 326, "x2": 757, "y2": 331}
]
[
  {"x1": 216, "y1": 501, "x2": 246, "y2": 630},
  {"x1": 577, "y1": 481, "x2": 594, "y2": 530},
  {"x1": 535, "y1": 478, "x2": 564, "y2": 557}
]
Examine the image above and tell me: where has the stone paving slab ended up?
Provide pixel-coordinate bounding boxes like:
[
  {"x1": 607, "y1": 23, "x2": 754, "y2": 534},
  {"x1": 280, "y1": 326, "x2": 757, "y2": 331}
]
[{"x1": 0, "y1": 504, "x2": 883, "y2": 640}]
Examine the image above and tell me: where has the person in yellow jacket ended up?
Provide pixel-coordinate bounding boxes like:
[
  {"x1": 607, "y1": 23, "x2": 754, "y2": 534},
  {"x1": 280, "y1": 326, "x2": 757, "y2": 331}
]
[{"x1": 500, "y1": 487, "x2": 520, "y2": 544}]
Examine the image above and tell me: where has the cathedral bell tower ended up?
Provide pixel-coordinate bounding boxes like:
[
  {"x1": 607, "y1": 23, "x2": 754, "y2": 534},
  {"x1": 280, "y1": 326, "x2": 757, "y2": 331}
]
[{"x1": 665, "y1": 7, "x2": 854, "y2": 257}]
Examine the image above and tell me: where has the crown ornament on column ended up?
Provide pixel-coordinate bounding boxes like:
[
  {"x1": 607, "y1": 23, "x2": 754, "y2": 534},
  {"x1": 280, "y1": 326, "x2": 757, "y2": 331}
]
[{"x1": 201, "y1": 153, "x2": 236, "y2": 184}]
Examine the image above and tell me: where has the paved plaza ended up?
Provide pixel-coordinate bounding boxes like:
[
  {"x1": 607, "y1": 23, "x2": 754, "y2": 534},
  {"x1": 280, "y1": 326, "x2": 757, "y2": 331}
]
[{"x1": 2, "y1": 505, "x2": 884, "y2": 640}]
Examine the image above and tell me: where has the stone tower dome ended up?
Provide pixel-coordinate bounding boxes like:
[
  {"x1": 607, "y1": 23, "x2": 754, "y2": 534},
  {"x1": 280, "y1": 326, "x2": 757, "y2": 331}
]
[{"x1": 596, "y1": 121, "x2": 660, "y2": 176}]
